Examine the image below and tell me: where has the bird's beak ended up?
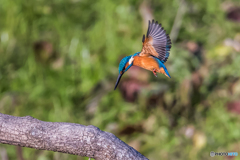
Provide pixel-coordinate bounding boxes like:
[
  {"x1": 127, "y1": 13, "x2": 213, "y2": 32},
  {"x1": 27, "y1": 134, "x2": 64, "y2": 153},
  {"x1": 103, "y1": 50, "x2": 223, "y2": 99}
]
[{"x1": 114, "y1": 72, "x2": 123, "y2": 90}]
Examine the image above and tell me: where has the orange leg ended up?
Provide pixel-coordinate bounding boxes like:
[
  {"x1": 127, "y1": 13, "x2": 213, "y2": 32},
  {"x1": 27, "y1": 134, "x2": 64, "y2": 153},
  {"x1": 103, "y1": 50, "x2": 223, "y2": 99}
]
[{"x1": 153, "y1": 69, "x2": 157, "y2": 77}]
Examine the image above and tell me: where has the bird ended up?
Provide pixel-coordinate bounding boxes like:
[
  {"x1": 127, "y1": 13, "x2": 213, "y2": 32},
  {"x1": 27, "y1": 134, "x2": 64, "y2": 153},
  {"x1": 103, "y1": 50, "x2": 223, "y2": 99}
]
[{"x1": 114, "y1": 19, "x2": 172, "y2": 90}]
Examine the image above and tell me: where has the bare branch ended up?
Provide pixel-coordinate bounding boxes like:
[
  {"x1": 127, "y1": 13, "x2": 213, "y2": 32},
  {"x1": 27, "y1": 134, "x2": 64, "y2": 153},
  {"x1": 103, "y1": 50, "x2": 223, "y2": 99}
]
[{"x1": 0, "y1": 113, "x2": 148, "y2": 160}]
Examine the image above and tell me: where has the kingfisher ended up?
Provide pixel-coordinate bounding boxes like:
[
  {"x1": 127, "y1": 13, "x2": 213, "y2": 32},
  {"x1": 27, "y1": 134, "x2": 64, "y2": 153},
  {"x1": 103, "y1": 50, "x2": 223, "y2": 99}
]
[{"x1": 114, "y1": 19, "x2": 172, "y2": 90}]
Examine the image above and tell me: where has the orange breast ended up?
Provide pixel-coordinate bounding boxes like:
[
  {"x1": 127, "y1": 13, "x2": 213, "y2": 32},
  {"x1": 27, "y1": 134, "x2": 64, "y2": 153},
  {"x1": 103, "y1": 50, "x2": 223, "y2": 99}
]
[
  {"x1": 133, "y1": 56, "x2": 166, "y2": 74},
  {"x1": 133, "y1": 56, "x2": 159, "y2": 71}
]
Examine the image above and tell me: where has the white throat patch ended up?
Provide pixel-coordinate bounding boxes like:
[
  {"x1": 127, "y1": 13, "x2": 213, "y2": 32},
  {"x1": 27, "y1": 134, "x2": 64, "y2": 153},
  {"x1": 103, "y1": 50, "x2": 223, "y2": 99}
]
[{"x1": 129, "y1": 56, "x2": 134, "y2": 65}]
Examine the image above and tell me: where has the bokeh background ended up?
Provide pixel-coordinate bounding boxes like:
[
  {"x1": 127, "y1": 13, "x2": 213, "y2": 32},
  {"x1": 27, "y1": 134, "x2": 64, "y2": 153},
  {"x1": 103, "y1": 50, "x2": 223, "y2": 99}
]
[{"x1": 0, "y1": 0, "x2": 240, "y2": 159}]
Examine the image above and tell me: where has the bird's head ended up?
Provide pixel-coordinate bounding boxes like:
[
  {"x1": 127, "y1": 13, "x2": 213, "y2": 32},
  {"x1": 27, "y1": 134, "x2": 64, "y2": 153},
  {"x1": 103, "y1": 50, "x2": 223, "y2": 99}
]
[{"x1": 114, "y1": 55, "x2": 135, "y2": 90}]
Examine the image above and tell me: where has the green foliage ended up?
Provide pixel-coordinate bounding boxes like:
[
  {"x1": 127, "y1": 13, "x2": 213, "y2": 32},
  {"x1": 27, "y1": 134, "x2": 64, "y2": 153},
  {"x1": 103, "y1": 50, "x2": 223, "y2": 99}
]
[{"x1": 0, "y1": 0, "x2": 240, "y2": 159}]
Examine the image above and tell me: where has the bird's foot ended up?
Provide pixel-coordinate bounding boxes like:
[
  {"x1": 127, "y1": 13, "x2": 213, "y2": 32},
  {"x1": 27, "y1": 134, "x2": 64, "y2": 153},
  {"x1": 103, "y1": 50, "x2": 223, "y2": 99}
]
[{"x1": 153, "y1": 69, "x2": 157, "y2": 77}]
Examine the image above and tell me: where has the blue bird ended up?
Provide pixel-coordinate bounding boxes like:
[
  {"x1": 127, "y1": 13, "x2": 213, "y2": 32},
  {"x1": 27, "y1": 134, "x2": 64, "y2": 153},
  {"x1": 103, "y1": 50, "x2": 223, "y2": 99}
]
[{"x1": 114, "y1": 20, "x2": 172, "y2": 90}]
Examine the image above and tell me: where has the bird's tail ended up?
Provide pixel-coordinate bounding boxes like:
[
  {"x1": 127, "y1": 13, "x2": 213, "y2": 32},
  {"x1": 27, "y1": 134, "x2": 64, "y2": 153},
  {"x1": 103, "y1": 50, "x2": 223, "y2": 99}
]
[
  {"x1": 159, "y1": 67, "x2": 171, "y2": 78},
  {"x1": 163, "y1": 67, "x2": 171, "y2": 78}
]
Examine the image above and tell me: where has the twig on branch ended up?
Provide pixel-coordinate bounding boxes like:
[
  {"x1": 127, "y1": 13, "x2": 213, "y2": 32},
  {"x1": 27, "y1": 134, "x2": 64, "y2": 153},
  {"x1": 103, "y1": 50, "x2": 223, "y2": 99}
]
[{"x1": 0, "y1": 113, "x2": 148, "y2": 160}]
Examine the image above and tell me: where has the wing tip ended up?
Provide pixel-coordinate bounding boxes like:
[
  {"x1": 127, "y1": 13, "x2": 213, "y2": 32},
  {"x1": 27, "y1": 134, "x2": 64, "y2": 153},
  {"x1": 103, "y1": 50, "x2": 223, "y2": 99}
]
[
  {"x1": 142, "y1": 34, "x2": 145, "y2": 43},
  {"x1": 147, "y1": 20, "x2": 151, "y2": 37}
]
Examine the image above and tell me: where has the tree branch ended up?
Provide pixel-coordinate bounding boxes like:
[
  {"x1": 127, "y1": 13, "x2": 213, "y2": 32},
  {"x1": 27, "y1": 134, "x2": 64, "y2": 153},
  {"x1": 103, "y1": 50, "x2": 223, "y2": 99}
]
[{"x1": 0, "y1": 113, "x2": 148, "y2": 160}]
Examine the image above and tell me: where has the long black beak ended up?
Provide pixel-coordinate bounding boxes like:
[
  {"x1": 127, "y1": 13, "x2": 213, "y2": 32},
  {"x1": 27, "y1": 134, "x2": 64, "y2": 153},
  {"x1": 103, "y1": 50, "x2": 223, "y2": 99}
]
[{"x1": 114, "y1": 73, "x2": 123, "y2": 90}]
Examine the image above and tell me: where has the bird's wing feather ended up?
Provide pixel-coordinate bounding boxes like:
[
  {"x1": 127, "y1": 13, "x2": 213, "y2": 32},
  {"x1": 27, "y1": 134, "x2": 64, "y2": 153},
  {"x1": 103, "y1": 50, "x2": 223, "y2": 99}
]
[{"x1": 140, "y1": 20, "x2": 171, "y2": 63}]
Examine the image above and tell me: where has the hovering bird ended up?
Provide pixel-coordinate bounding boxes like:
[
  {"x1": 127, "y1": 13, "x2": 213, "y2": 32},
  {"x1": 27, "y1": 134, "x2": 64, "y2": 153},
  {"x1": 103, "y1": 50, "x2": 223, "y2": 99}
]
[{"x1": 114, "y1": 20, "x2": 172, "y2": 90}]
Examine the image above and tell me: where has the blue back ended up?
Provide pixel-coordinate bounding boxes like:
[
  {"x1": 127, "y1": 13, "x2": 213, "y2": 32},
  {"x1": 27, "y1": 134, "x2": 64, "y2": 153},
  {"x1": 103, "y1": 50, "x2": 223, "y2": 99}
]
[
  {"x1": 118, "y1": 52, "x2": 140, "y2": 73},
  {"x1": 118, "y1": 56, "x2": 131, "y2": 73}
]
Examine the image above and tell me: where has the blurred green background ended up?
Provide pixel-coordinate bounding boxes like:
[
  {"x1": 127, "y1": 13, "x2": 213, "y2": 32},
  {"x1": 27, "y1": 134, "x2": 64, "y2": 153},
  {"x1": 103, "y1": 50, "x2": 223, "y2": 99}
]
[{"x1": 1, "y1": 0, "x2": 240, "y2": 159}]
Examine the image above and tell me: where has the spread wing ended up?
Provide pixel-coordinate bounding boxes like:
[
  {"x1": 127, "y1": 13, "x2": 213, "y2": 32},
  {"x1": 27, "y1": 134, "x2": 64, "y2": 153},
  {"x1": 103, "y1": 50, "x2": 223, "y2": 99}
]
[{"x1": 140, "y1": 20, "x2": 172, "y2": 63}]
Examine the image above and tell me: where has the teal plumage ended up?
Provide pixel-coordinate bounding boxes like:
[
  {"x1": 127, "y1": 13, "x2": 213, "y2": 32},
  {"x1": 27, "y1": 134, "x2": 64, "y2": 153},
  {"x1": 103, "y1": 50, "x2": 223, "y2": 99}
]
[
  {"x1": 118, "y1": 52, "x2": 140, "y2": 74},
  {"x1": 118, "y1": 56, "x2": 132, "y2": 73},
  {"x1": 152, "y1": 56, "x2": 171, "y2": 78}
]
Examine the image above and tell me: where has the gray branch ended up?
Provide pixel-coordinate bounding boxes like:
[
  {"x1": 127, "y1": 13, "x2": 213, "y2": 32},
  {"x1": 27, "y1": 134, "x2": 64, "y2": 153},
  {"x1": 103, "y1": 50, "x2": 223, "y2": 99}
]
[{"x1": 0, "y1": 113, "x2": 148, "y2": 160}]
